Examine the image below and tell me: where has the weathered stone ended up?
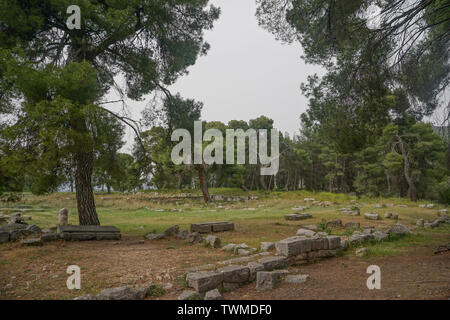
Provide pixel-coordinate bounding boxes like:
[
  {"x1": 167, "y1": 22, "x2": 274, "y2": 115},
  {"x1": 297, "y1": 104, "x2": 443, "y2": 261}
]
[
  {"x1": 187, "y1": 232, "x2": 203, "y2": 244},
  {"x1": 164, "y1": 225, "x2": 179, "y2": 237},
  {"x1": 364, "y1": 213, "x2": 380, "y2": 220},
  {"x1": 21, "y1": 238, "x2": 43, "y2": 246},
  {"x1": 384, "y1": 212, "x2": 392, "y2": 219},
  {"x1": 58, "y1": 225, "x2": 121, "y2": 241},
  {"x1": 0, "y1": 231, "x2": 10, "y2": 243},
  {"x1": 284, "y1": 274, "x2": 309, "y2": 284},
  {"x1": 372, "y1": 231, "x2": 389, "y2": 241},
  {"x1": 388, "y1": 223, "x2": 411, "y2": 236},
  {"x1": 260, "y1": 242, "x2": 275, "y2": 251},
  {"x1": 349, "y1": 231, "x2": 373, "y2": 244},
  {"x1": 204, "y1": 288, "x2": 222, "y2": 300},
  {"x1": 426, "y1": 204, "x2": 435, "y2": 209},
  {"x1": 325, "y1": 220, "x2": 342, "y2": 229},
  {"x1": 344, "y1": 222, "x2": 360, "y2": 229},
  {"x1": 176, "y1": 229, "x2": 189, "y2": 240},
  {"x1": 25, "y1": 224, "x2": 41, "y2": 234},
  {"x1": 285, "y1": 214, "x2": 312, "y2": 221},
  {"x1": 258, "y1": 256, "x2": 287, "y2": 270},
  {"x1": 74, "y1": 294, "x2": 98, "y2": 300},
  {"x1": 41, "y1": 233, "x2": 59, "y2": 242},
  {"x1": 186, "y1": 271, "x2": 223, "y2": 293},
  {"x1": 276, "y1": 237, "x2": 312, "y2": 256},
  {"x1": 205, "y1": 235, "x2": 222, "y2": 248},
  {"x1": 296, "y1": 229, "x2": 316, "y2": 237},
  {"x1": 217, "y1": 265, "x2": 250, "y2": 283},
  {"x1": 222, "y1": 282, "x2": 241, "y2": 291},
  {"x1": 97, "y1": 286, "x2": 143, "y2": 300},
  {"x1": 317, "y1": 249, "x2": 337, "y2": 258},
  {"x1": 416, "y1": 218, "x2": 425, "y2": 227},
  {"x1": 58, "y1": 208, "x2": 68, "y2": 226},
  {"x1": 146, "y1": 232, "x2": 165, "y2": 240},
  {"x1": 256, "y1": 271, "x2": 280, "y2": 291},
  {"x1": 247, "y1": 262, "x2": 264, "y2": 281},
  {"x1": 237, "y1": 249, "x2": 250, "y2": 256},
  {"x1": 177, "y1": 290, "x2": 200, "y2": 300},
  {"x1": 356, "y1": 247, "x2": 368, "y2": 257},
  {"x1": 291, "y1": 207, "x2": 306, "y2": 211},
  {"x1": 190, "y1": 223, "x2": 212, "y2": 233},
  {"x1": 326, "y1": 236, "x2": 341, "y2": 250},
  {"x1": 221, "y1": 243, "x2": 237, "y2": 252},
  {"x1": 311, "y1": 237, "x2": 326, "y2": 251}
]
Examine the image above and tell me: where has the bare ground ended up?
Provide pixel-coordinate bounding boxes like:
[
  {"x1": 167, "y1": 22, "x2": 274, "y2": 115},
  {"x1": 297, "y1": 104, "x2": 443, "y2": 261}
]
[{"x1": 1, "y1": 236, "x2": 449, "y2": 300}]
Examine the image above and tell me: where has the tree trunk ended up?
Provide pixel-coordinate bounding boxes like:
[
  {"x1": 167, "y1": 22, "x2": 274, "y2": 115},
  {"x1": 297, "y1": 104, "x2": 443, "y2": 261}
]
[
  {"x1": 75, "y1": 151, "x2": 100, "y2": 225},
  {"x1": 197, "y1": 163, "x2": 210, "y2": 203},
  {"x1": 396, "y1": 135, "x2": 417, "y2": 201}
]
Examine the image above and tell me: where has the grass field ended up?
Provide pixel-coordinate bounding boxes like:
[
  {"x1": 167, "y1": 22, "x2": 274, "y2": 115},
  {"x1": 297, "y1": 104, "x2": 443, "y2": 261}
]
[{"x1": 2, "y1": 189, "x2": 449, "y2": 253}]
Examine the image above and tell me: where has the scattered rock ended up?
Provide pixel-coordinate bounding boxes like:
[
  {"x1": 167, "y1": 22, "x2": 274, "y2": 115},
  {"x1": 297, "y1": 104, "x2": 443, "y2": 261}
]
[
  {"x1": 344, "y1": 222, "x2": 360, "y2": 229},
  {"x1": 388, "y1": 223, "x2": 411, "y2": 236},
  {"x1": 176, "y1": 229, "x2": 189, "y2": 240},
  {"x1": 0, "y1": 231, "x2": 10, "y2": 243},
  {"x1": 21, "y1": 238, "x2": 43, "y2": 246},
  {"x1": 260, "y1": 242, "x2": 275, "y2": 251},
  {"x1": 146, "y1": 232, "x2": 165, "y2": 240},
  {"x1": 237, "y1": 249, "x2": 250, "y2": 256},
  {"x1": 164, "y1": 225, "x2": 180, "y2": 237},
  {"x1": 372, "y1": 230, "x2": 389, "y2": 241},
  {"x1": 284, "y1": 274, "x2": 309, "y2": 284},
  {"x1": 97, "y1": 286, "x2": 146, "y2": 300},
  {"x1": 186, "y1": 271, "x2": 223, "y2": 293},
  {"x1": 74, "y1": 294, "x2": 98, "y2": 300},
  {"x1": 204, "y1": 288, "x2": 222, "y2": 300},
  {"x1": 221, "y1": 243, "x2": 237, "y2": 252},
  {"x1": 285, "y1": 213, "x2": 312, "y2": 221},
  {"x1": 364, "y1": 213, "x2": 380, "y2": 220},
  {"x1": 325, "y1": 220, "x2": 342, "y2": 229},
  {"x1": 416, "y1": 218, "x2": 425, "y2": 227},
  {"x1": 356, "y1": 247, "x2": 368, "y2": 257},
  {"x1": 178, "y1": 290, "x2": 200, "y2": 300},
  {"x1": 205, "y1": 235, "x2": 221, "y2": 248},
  {"x1": 296, "y1": 228, "x2": 316, "y2": 237},
  {"x1": 187, "y1": 232, "x2": 203, "y2": 244},
  {"x1": 256, "y1": 271, "x2": 280, "y2": 291}
]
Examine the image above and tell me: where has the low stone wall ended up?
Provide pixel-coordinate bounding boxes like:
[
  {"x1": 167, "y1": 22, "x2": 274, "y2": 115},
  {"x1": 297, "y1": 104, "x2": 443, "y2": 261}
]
[
  {"x1": 184, "y1": 234, "x2": 341, "y2": 297},
  {"x1": 190, "y1": 222, "x2": 234, "y2": 233},
  {"x1": 58, "y1": 225, "x2": 121, "y2": 241}
]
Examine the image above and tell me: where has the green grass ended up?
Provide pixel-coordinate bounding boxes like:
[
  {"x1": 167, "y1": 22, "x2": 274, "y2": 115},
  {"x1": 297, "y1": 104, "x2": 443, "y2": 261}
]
[{"x1": 1, "y1": 190, "x2": 448, "y2": 258}]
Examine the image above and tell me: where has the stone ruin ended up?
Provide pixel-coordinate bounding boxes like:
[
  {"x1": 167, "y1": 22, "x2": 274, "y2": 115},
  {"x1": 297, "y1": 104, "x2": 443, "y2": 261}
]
[{"x1": 179, "y1": 232, "x2": 342, "y2": 300}]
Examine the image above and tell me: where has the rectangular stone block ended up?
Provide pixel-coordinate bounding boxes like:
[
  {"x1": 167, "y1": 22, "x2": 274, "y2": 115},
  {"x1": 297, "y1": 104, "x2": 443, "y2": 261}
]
[
  {"x1": 186, "y1": 271, "x2": 223, "y2": 293},
  {"x1": 284, "y1": 214, "x2": 312, "y2": 221},
  {"x1": 212, "y1": 222, "x2": 234, "y2": 232},
  {"x1": 58, "y1": 225, "x2": 121, "y2": 241},
  {"x1": 275, "y1": 237, "x2": 312, "y2": 257},
  {"x1": 247, "y1": 262, "x2": 264, "y2": 282},
  {"x1": 258, "y1": 256, "x2": 287, "y2": 270},
  {"x1": 190, "y1": 222, "x2": 235, "y2": 233},
  {"x1": 190, "y1": 223, "x2": 212, "y2": 233},
  {"x1": 256, "y1": 271, "x2": 280, "y2": 291},
  {"x1": 0, "y1": 231, "x2": 9, "y2": 243},
  {"x1": 311, "y1": 238, "x2": 326, "y2": 251},
  {"x1": 326, "y1": 236, "x2": 341, "y2": 250},
  {"x1": 217, "y1": 265, "x2": 250, "y2": 283}
]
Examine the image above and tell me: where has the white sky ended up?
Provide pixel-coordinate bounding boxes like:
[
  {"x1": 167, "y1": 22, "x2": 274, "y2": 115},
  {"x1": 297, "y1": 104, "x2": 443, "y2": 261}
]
[{"x1": 107, "y1": 0, "x2": 323, "y2": 152}]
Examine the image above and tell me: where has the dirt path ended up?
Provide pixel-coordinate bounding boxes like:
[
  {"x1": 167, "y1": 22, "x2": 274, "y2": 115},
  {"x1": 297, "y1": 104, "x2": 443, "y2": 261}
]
[
  {"x1": 1, "y1": 236, "x2": 449, "y2": 300},
  {"x1": 222, "y1": 248, "x2": 450, "y2": 300}
]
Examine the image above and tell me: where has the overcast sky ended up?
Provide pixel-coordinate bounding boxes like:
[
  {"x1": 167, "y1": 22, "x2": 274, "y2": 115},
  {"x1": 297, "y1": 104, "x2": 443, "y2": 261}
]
[{"x1": 110, "y1": 0, "x2": 323, "y2": 152}]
